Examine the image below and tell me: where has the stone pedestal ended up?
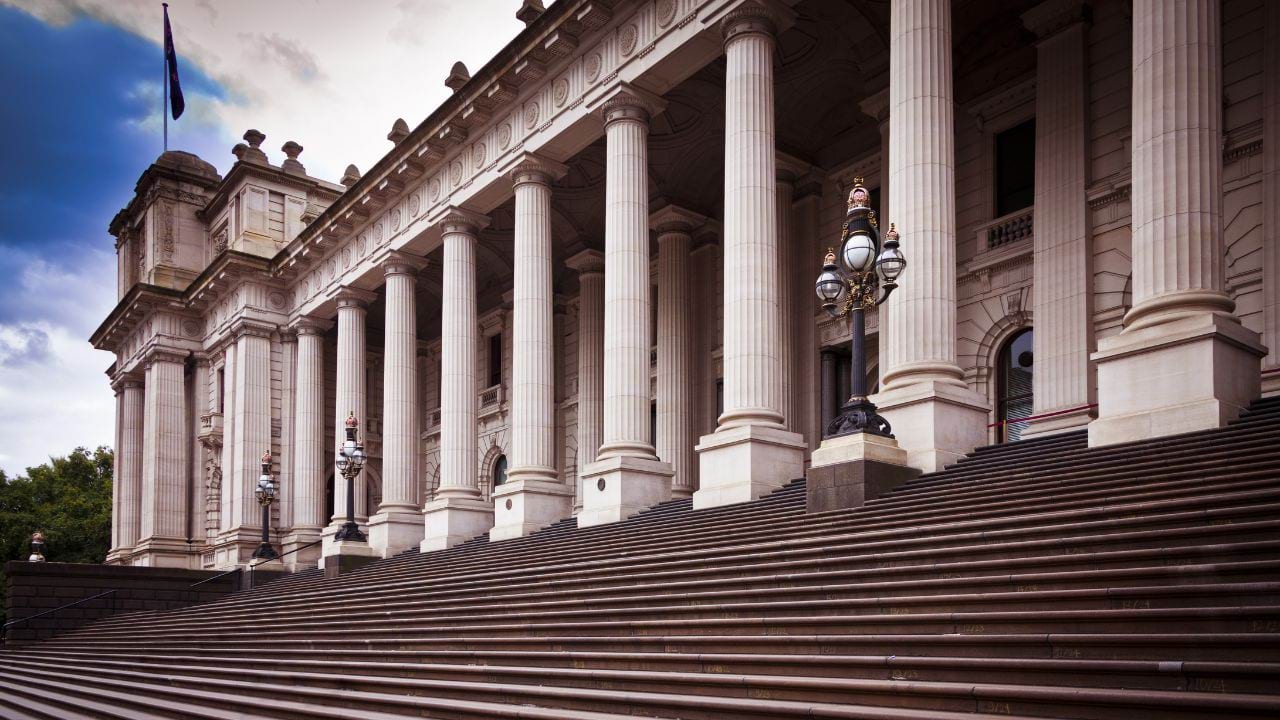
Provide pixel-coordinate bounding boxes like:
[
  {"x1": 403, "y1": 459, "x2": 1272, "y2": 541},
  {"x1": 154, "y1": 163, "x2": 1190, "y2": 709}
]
[
  {"x1": 579, "y1": 456, "x2": 673, "y2": 527},
  {"x1": 693, "y1": 425, "x2": 806, "y2": 510},
  {"x1": 873, "y1": 380, "x2": 989, "y2": 473},
  {"x1": 490, "y1": 479, "x2": 575, "y2": 541},
  {"x1": 420, "y1": 496, "x2": 493, "y2": 551},
  {"x1": 1089, "y1": 313, "x2": 1265, "y2": 446},
  {"x1": 319, "y1": 526, "x2": 378, "y2": 576},
  {"x1": 367, "y1": 509, "x2": 423, "y2": 559},
  {"x1": 281, "y1": 527, "x2": 322, "y2": 571},
  {"x1": 806, "y1": 459, "x2": 918, "y2": 513}
]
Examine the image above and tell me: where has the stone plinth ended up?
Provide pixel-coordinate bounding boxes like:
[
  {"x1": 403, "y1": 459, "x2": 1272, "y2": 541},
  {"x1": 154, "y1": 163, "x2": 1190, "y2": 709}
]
[
  {"x1": 319, "y1": 532, "x2": 378, "y2": 577},
  {"x1": 810, "y1": 431, "x2": 909, "y2": 468},
  {"x1": 1089, "y1": 313, "x2": 1264, "y2": 446},
  {"x1": 806, "y1": 459, "x2": 919, "y2": 513},
  {"x1": 873, "y1": 380, "x2": 989, "y2": 473},
  {"x1": 693, "y1": 425, "x2": 806, "y2": 510},
  {"x1": 490, "y1": 479, "x2": 574, "y2": 541},
  {"x1": 579, "y1": 456, "x2": 673, "y2": 527},
  {"x1": 420, "y1": 496, "x2": 493, "y2": 551}
]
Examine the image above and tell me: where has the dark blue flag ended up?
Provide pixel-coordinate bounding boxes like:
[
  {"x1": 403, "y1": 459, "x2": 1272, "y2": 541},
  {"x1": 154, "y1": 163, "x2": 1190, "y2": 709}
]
[{"x1": 164, "y1": 4, "x2": 184, "y2": 120}]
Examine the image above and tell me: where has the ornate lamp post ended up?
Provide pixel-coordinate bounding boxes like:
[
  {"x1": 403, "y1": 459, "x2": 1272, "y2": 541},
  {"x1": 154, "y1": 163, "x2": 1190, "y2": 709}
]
[
  {"x1": 814, "y1": 178, "x2": 907, "y2": 439},
  {"x1": 334, "y1": 412, "x2": 367, "y2": 542},
  {"x1": 251, "y1": 452, "x2": 278, "y2": 560},
  {"x1": 28, "y1": 531, "x2": 46, "y2": 562}
]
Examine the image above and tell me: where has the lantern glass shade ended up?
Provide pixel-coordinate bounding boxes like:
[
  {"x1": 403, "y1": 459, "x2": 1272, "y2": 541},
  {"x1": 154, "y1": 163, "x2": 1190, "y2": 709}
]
[
  {"x1": 877, "y1": 246, "x2": 906, "y2": 280},
  {"x1": 815, "y1": 267, "x2": 847, "y2": 305},
  {"x1": 841, "y1": 232, "x2": 877, "y2": 273},
  {"x1": 336, "y1": 453, "x2": 349, "y2": 471}
]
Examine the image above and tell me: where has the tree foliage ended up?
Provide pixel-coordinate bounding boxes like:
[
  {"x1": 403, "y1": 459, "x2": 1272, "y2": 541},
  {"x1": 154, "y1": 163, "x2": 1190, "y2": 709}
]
[{"x1": 0, "y1": 447, "x2": 113, "y2": 623}]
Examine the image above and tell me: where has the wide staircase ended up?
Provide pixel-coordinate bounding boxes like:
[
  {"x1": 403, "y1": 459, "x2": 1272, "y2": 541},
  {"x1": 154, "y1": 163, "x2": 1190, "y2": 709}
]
[{"x1": 2, "y1": 400, "x2": 1280, "y2": 719}]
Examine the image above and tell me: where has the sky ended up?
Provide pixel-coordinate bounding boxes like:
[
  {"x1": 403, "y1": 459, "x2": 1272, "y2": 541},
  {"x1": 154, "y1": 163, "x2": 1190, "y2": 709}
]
[{"x1": 0, "y1": 0, "x2": 524, "y2": 474}]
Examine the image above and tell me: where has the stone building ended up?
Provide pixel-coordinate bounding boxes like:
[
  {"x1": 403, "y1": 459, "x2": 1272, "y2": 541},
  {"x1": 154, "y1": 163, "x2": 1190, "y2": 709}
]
[{"x1": 91, "y1": 0, "x2": 1279, "y2": 572}]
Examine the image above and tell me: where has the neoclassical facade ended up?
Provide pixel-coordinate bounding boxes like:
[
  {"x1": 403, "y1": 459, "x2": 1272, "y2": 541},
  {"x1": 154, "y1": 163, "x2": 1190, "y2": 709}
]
[{"x1": 93, "y1": 0, "x2": 1280, "y2": 570}]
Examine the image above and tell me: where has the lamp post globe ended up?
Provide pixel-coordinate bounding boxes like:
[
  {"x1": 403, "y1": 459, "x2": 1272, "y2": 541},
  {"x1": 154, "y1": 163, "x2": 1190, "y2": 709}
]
[
  {"x1": 814, "y1": 177, "x2": 906, "y2": 439},
  {"x1": 334, "y1": 411, "x2": 367, "y2": 543},
  {"x1": 28, "y1": 531, "x2": 46, "y2": 562},
  {"x1": 251, "y1": 452, "x2": 279, "y2": 561}
]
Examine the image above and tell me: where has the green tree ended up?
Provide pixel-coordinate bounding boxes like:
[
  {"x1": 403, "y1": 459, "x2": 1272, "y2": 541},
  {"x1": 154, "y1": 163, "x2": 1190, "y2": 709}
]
[{"x1": 0, "y1": 446, "x2": 113, "y2": 624}]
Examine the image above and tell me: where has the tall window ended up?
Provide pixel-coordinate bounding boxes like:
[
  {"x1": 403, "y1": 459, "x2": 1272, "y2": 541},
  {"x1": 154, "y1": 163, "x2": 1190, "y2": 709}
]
[
  {"x1": 995, "y1": 119, "x2": 1036, "y2": 216},
  {"x1": 492, "y1": 454, "x2": 508, "y2": 487},
  {"x1": 216, "y1": 368, "x2": 225, "y2": 413},
  {"x1": 488, "y1": 333, "x2": 502, "y2": 387},
  {"x1": 997, "y1": 329, "x2": 1034, "y2": 442}
]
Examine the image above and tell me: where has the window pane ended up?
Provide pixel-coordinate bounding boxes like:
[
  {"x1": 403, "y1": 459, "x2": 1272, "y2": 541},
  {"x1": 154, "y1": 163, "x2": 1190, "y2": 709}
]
[{"x1": 996, "y1": 120, "x2": 1036, "y2": 216}]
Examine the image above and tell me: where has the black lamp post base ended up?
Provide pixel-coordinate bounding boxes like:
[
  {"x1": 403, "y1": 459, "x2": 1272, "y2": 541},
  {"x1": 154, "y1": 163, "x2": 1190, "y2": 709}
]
[
  {"x1": 251, "y1": 542, "x2": 278, "y2": 561},
  {"x1": 334, "y1": 522, "x2": 367, "y2": 543},
  {"x1": 825, "y1": 397, "x2": 894, "y2": 439}
]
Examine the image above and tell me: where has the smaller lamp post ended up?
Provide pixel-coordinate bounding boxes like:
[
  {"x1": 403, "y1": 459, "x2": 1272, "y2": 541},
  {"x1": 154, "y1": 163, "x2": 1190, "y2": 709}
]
[
  {"x1": 251, "y1": 452, "x2": 278, "y2": 560},
  {"x1": 28, "y1": 531, "x2": 46, "y2": 562},
  {"x1": 814, "y1": 177, "x2": 907, "y2": 439},
  {"x1": 334, "y1": 411, "x2": 367, "y2": 543}
]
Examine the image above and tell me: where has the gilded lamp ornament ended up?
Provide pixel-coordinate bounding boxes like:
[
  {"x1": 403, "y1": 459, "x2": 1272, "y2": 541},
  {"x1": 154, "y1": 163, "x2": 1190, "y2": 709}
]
[{"x1": 813, "y1": 178, "x2": 906, "y2": 439}]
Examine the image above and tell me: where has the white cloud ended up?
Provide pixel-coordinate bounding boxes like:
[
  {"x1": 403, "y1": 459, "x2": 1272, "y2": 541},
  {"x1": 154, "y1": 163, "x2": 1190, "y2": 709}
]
[{"x1": 2, "y1": 0, "x2": 526, "y2": 180}]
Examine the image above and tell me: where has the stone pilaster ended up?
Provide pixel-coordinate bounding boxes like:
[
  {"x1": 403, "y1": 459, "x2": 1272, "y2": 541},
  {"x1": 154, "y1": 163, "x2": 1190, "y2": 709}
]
[
  {"x1": 1263, "y1": 0, "x2": 1280, "y2": 396},
  {"x1": 284, "y1": 317, "x2": 328, "y2": 568},
  {"x1": 231, "y1": 325, "x2": 273, "y2": 534},
  {"x1": 323, "y1": 287, "x2": 376, "y2": 561},
  {"x1": 422, "y1": 208, "x2": 495, "y2": 551},
  {"x1": 775, "y1": 167, "x2": 796, "y2": 433},
  {"x1": 580, "y1": 88, "x2": 674, "y2": 526},
  {"x1": 858, "y1": 88, "x2": 891, "y2": 224},
  {"x1": 652, "y1": 206, "x2": 705, "y2": 499},
  {"x1": 792, "y1": 185, "x2": 823, "y2": 448},
  {"x1": 1021, "y1": 0, "x2": 1095, "y2": 436},
  {"x1": 134, "y1": 350, "x2": 190, "y2": 567},
  {"x1": 566, "y1": 249, "x2": 605, "y2": 513},
  {"x1": 1089, "y1": 0, "x2": 1265, "y2": 445},
  {"x1": 369, "y1": 252, "x2": 428, "y2": 557},
  {"x1": 694, "y1": 3, "x2": 806, "y2": 510},
  {"x1": 106, "y1": 378, "x2": 144, "y2": 564},
  {"x1": 491, "y1": 154, "x2": 573, "y2": 540},
  {"x1": 218, "y1": 344, "x2": 236, "y2": 534},
  {"x1": 873, "y1": 0, "x2": 988, "y2": 472}
]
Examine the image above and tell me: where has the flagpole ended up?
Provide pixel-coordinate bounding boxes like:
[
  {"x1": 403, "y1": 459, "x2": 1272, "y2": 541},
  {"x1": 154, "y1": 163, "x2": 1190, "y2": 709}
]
[{"x1": 162, "y1": 2, "x2": 169, "y2": 152}]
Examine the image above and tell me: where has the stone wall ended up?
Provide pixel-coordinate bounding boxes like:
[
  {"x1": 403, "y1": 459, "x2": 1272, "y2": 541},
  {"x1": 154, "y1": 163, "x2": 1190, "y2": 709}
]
[{"x1": 3, "y1": 561, "x2": 239, "y2": 645}]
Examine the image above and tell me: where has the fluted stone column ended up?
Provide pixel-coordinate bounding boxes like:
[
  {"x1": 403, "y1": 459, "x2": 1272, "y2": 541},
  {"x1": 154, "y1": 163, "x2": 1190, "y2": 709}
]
[
  {"x1": 694, "y1": 4, "x2": 806, "y2": 510},
  {"x1": 423, "y1": 208, "x2": 494, "y2": 550},
  {"x1": 1020, "y1": 0, "x2": 1095, "y2": 437},
  {"x1": 792, "y1": 186, "x2": 823, "y2": 447},
  {"x1": 873, "y1": 0, "x2": 988, "y2": 472},
  {"x1": 652, "y1": 206, "x2": 705, "y2": 499},
  {"x1": 284, "y1": 317, "x2": 328, "y2": 567},
  {"x1": 1090, "y1": 0, "x2": 1264, "y2": 445},
  {"x1": 323, "y1": 287, "x2": 377, "y2": 564},
  {"x1": 134, "y1": 350, "x2": 189, "y2": 567},
  {"x1": 369, "y1": 252, "x2": 427, "y2": 557},
  {"x1": 580, "y1": 89, "x2": 674, "y2": 526},
  {"x1": 492, "y1": 154, "x2": 573, "y2": 541},
  {"x1": 775, "y1": 167, "x2": 796, "y2": 433},
  {"x1": 1265, "y1": 0, "x2": 1280, "y2": 396},
  {"x1": 566, "y1": 250, "x2": 605, "y2": 513},
  {"x1": 107, "y1": 378, "x2": 144, "y2": 564},
  {"x1": 231, "y1": 326, "x2": 272, "y2": 538},
  {"x1": 858, "y1": 88, "x2": 891, "y2": 226},
  {"x1": 218, "y1": 344, "x2": 237, "y2": 534},
  {"x1": 820, "y1": 348, "x2": 839, "y2": 431}
]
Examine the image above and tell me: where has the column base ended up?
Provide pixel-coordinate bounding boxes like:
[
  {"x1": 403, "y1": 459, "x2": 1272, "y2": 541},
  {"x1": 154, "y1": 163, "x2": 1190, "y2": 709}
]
[
  {"x1": 811, "y1": 431, "x2": 910, "y2": 468},
  {"x1": 129, "y1": 537, "x2": 195, "y2": 568},
  {"x1": 1089, "y1": 312, "x2": 1264, "y2": 447},
  {"x1": 693, "y1": 424, "x2": 806, "y2": 510},
  {"x1": 319, "y1": 523, "x2": 378, "y2": 575},
  {"x1": 490, "y1": 479, "x2": 573, "y2": 541},
  {"x1": 368, "y1": 507, "x2": 425, "y2": 558},
  {"x1": 282, "y1": 527, "x2": 323, "y2": 571},
  {"x1": 579, "y1": 456, "x2": 673, "y2": 528},
  {"x1": 104, "y1": 547, "x2": 134, "y2": 566},
  {"x1": 420, "y1": 495, "x2": 494, "y2": 551},
  {"x1": 1020, "y1": 405, "x2": 1095, "y2": 439},
  {"x1": 874, "y1": 379, "x2": 990, "y2": 473},
  {"x1": 1264, "y1": 368, "x2": 1280, "y2": 398}
]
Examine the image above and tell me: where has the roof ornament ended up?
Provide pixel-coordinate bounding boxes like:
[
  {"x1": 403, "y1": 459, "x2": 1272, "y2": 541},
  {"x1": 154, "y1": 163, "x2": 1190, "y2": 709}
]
[
  {"x1": 516, "y1": 0, "x2": 545, "y2": 26},
  {"x1": 341, "y1": 164, "x2": 361, "y2": 188},
  {"x1": 240, "y1": 129, "x2": 268, "y2": 164},
  {"x1": 281, "y1": 140, "x2": 305, "y2": 175},
  {"x1": 387, "y1": 118, "x2": 410, "y2": 145},
  {"x1": 445, "y1": 62, "x2": 470, "y2": 92}
]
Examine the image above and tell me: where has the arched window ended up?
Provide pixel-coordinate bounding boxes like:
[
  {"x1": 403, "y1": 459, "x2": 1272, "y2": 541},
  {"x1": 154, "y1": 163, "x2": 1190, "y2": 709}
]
[
  {"x1": 492, "y1": 454, "x2": 508, "y2": 487},
  {"x1": 997, "y1": 329, "x2": 1034, "y2": 442}
]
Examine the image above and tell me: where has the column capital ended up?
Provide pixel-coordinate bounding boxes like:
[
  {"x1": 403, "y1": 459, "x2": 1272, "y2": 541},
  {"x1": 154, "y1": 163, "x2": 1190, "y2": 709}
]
[
  {"x1": 290, "y1": 315, "x2": 332, "y2": 336},
  {"x1": 857, "y1": 87, "x2": 891, "y2": 125},
  {"x1": 378, "y1": 249, "x2": 428, "y2": 277},
  {"x1": 1022, "y1": 0, "x2": 1091, "y2": 41},
  {"x1": 112, "y1": 374, "x2": 145, "y2": 392},
  {"x1": 333, "y1": 286, "x2": 378, "y2": 309},
  {"x1": 776, "y1": 151, "x2": 815, "y2": 185},
  {"x1": 649, "y1": 204, "x2": 708, "y2": 236},
  {"x1": 719, "y1": 0, "x2": 780, "y2": 43},
  {"x1": 503, "y1": 152, "x2": 568, "y2": 188},
  {"x1": 431, "y1": 205, "x2": 491, "y2": 236},
  {"x1": 594, "y1": 81, "x2": 666, "y2": 127},
  {"x1": 565, "y1": 248, "x2": 605, "y2": 275},
  {"x1": 229, "y1": 317, "x2": 277, "y2": 341},
  {"x1": 143, "y1": 347, "x2": 187, "y2": 368}
]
